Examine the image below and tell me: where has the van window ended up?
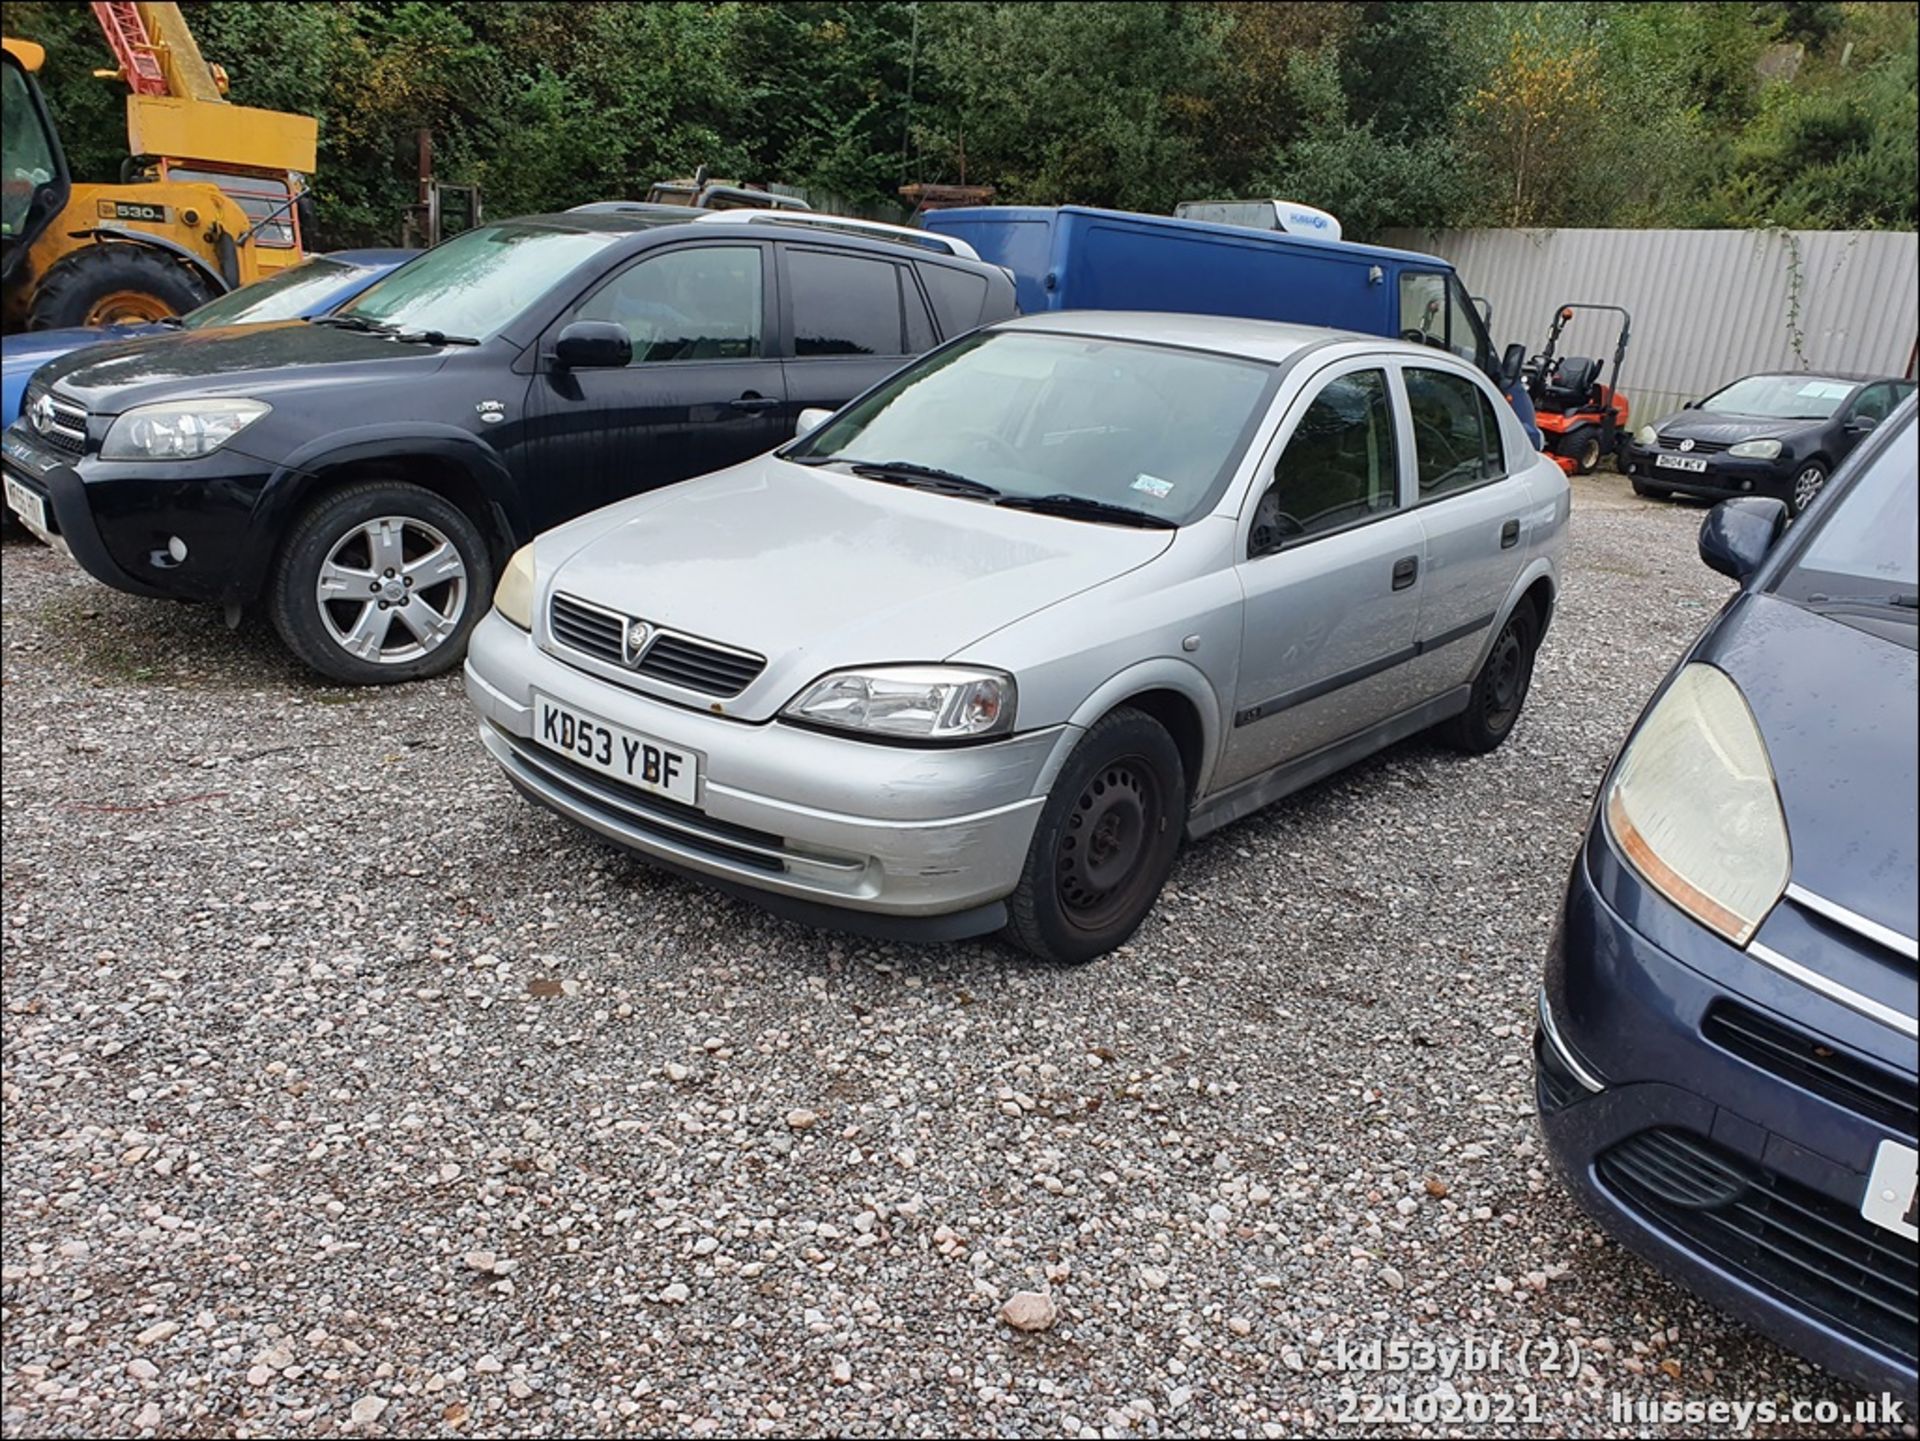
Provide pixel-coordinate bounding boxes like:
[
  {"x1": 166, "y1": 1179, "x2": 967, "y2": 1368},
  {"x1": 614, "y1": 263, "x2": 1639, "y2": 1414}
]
[
  {"x1": 1399, "y1": 272, "x2": 1490, "y2": 372},
  {"x1": 1406, "y1": 367, "x2": 1505, "y2": 497},
  {"x1": 788, "y1": 249, "x2": 907, "y2": 356},
  {"x1": 1252, "y1": 368, "x2": 1398, "y2": 552}
]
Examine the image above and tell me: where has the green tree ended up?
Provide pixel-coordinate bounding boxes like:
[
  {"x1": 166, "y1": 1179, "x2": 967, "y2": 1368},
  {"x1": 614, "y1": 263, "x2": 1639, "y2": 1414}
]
[{"x1": 911, "y1": 2, "x2": 1231, "y2": 211}]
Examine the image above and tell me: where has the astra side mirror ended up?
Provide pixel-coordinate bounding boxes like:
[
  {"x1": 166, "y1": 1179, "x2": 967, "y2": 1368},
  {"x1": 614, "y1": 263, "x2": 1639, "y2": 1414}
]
[
  {"x1": 1499, "y1": 342, "x2": 1527, "y2": 389},
  {"x1": 795, "y1": 407, "x2": 834, "y2": 439},
  {"x1": 554, "y1": 320, "x2": 632, "y2": 369},
  {"x1": 1698, "y1": 497, "x2": 1788, "y2": 583}
]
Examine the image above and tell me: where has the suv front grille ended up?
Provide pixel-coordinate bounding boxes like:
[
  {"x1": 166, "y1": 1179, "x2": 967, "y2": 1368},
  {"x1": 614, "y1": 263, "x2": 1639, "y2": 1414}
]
[
  {"x1": 549, "y1": 593, "x2": 766, "y2": 698},
  {"x1": 21, "y1": 385, "x2": 88, "y2": 456},
  {"x1": 1705, "y1": 1003, "x2": 1915, "y2": 1136},
  {"x1": 1599, "y1": 1128, "x2": 1917, "y2": 1364}
]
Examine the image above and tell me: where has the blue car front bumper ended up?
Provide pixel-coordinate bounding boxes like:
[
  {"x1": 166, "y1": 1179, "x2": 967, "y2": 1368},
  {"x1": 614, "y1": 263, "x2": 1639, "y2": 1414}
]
[{"x1": 1537, "y1": 831, "x2": 1917, "y2": 1400}]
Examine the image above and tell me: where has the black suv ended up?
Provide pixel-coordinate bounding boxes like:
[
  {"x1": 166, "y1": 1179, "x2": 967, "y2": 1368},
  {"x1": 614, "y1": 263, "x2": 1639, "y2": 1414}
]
[{"x1": 2, "y1": 211, "x2": 1016, "y2": 682}]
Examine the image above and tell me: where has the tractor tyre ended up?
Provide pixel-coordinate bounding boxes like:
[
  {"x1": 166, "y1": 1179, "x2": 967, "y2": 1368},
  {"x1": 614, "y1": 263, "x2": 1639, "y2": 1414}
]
[
  {"x1": 27, "y1": 245, "x2": 219, "y2": 330},
  {"x1": 1566, "y1": 428, "x2": 1603, "y2": 475}
]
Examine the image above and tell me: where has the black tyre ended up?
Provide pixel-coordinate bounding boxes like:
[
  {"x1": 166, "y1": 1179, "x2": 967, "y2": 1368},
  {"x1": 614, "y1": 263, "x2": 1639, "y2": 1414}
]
[
  {"x1": 28, "y1": 244, "x2": 217, "y2": 329},
  {"x1": 1630, "y1": 478, "x2": 1672, "y2": 500},
  {"x1": 1437, "y1": 604, "x2": 1539, "y2": 754},
  {"x1": 1787, "y1": 461, "x2": 1828, "y2": 516},
  {"x1": 1005, "y1": 707, "x2": 1187, "y2": 965},
  {"x1": 269, "y1": 481, "x2": 493, "y2": 685},
  {"x1": 1567, "y1": 428, "x2": 1603, "y2": 475}
]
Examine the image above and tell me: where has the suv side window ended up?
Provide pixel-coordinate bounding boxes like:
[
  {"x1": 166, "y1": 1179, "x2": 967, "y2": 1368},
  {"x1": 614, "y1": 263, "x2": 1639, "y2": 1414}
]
[
  {"x1": 919, "y1": 263, "x2": 989, "y2": 337},
  {"x1": 1250, "y1": 368, "x2": 1397, "y2": 555},
  {"x1": 902, "y1": 271, "x2": 936, "y2": 352},
  {"x1": 575, "y1": 245, "x2": 763, "y2": 364},
  {"x1": 1406, "y1": 367, "x2": 1505, "y2": 498},
  {"x1": 786, "y1": 248, "x2": 912, "y2": 356}
]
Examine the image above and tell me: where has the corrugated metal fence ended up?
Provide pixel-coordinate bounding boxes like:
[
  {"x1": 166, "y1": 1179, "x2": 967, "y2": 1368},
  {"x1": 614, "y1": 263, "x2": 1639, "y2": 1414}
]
[{"x1": 1378, "y1": 227, "x2": 1919, "y2": 422}]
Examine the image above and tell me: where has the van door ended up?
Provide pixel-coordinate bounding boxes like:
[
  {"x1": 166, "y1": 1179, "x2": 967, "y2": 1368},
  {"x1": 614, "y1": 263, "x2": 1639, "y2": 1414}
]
[
  {"x1": 1219, "y1": 362, "x2": 1428, "y2": 789},
  {"x1": 519, "y1": 241, "x2": 786, "y2": 528},
  {"x1": 1399, "y1": 361, "x2": 1532, "y2": 697}
]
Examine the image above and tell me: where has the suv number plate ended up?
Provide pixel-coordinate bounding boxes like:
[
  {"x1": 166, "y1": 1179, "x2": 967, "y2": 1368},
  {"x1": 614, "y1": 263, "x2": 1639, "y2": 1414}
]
[
  {"x1": 1862, "y1": 1139, "x2": 1918, "y2": 1242},
  {"x1": 533, "y1": 693, "x2": 698, "y2": 806},
  {"x1": 5, "y1": 474, "x2": 51, "y2": 542}
]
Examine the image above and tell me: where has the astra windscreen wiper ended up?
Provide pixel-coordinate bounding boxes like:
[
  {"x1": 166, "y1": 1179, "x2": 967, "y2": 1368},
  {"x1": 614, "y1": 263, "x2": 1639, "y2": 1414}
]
[
  {"x1": 846, "y1": 460, "x2": 1002, "y2": 498},
  {"x1": 1805, "y1": 590, "x2": 1920, "y2": 611},
  {"x1": 994, "y1": 493, "x2": 1178, "y2": 529}
]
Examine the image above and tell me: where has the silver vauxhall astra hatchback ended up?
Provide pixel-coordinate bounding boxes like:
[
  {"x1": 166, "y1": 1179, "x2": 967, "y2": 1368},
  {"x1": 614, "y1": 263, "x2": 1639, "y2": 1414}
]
[{"x1": 465, "y1": 312, "x2": 1570, "y2": 963}]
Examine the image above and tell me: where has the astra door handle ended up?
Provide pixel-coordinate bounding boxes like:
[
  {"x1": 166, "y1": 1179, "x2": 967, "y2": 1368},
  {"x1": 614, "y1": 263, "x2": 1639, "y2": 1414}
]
[
  {"x1": 1500, "y1": 518, "x2": 1521, "y2": 549},
  {"x1": 728, "y1": 393, "x2": 779, "y2": 412},
  {"x1": 1391, "y1": 555, "x2": 1419, "y2": 590}
]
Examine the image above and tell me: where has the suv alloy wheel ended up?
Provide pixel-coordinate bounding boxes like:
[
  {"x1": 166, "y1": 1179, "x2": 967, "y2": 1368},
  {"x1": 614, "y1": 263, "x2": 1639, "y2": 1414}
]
[{"x1": 270, "y1": 481, "x2": 493, "y2": 684}]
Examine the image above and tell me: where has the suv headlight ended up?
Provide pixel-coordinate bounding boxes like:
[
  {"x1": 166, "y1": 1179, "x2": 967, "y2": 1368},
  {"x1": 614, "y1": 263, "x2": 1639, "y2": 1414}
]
[
  {"x1": 1604, "y1": 663, "x2": 1788, "y2": 945},
  {"x1": 493, "y1": 544, "x2": 535, "y2": 630},
  {"x1": 784, "y1": 665, "x2": 1015, "y2": 741},
  {"x1": 100, "y1": 398, "x2": 270, "y2": 460},
  {"x1": 1728, "y1": 438, "x2": 1782, "y2": 460},
  {"x1": 1635, "y1": 424, "x2": 1659, "y2": 446}
]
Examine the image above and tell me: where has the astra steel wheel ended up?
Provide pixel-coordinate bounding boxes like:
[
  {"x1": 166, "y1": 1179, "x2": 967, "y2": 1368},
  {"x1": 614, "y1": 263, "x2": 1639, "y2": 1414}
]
[{"x1": 1005, "y1": 707, "x2": 1187, "y2": 965}]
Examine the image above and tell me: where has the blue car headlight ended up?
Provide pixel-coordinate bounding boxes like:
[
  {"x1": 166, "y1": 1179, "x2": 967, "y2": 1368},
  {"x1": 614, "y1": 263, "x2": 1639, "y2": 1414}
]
[{"x1": 1604, "y1": 664, "x2": 1790, "y2": 946}]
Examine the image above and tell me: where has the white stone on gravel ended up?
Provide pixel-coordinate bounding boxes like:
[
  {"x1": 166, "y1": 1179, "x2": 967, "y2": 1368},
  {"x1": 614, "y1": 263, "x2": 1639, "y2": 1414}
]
[
  {"x1": 349, "y1": 1394, "x2": 387, "y2": 1424},
  {"x1": 999, "y1": 1290, "x2": 1059, "y2": 1332}
]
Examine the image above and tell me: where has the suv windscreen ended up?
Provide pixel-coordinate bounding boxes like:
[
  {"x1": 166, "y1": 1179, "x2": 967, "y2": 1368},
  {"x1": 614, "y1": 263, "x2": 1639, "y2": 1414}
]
[
  {"x1": 335, "y1": 223, "x2": 619, "y2": 340},
  {"x1": 184, "y1": 255, "x2": 368, "y2": 329},
  {"x1": 787, "y1": 330, "x2": 1275, "y2": 526},
  {"x1": 1701, "y1": 374, "x2": 1856, "y2": 420},
  {"x1": 1773, "y1": 415, "x2": 1918, "y2": 636}
]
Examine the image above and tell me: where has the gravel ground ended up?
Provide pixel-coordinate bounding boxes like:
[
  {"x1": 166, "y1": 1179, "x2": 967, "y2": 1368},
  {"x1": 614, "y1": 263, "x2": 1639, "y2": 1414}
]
[{"x1": 1, "y1": 476, "x2": 1907, "y2": 1440}]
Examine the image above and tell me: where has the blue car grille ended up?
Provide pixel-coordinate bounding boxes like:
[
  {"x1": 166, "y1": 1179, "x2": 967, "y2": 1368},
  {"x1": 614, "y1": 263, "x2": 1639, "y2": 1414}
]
[
  {"x1": 1600, "y1": 1128, "x2": 1917, "y2": 1366},
  {"x1": 1704, "y1": 1003, "x2": 1915, "y2": 1136}
]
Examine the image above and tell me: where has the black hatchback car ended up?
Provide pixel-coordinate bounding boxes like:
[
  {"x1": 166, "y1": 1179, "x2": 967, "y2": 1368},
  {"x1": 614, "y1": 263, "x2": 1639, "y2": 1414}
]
[
  {"x1": 1622, "y1": 370, "x2": 1915, "y2": 516},
  {"x1": 1539, "y1": 398, "x2": 1918, "y2": 1398},
  {"x1": 1, "y1": 211, "x2": 1016, "y2": 682}
]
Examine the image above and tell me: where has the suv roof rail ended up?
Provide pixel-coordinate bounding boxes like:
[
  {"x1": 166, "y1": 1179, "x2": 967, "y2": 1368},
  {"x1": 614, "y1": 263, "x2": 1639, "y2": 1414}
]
[{"x1": 688, "y1": 210, "x2": 980, "y2": 261}]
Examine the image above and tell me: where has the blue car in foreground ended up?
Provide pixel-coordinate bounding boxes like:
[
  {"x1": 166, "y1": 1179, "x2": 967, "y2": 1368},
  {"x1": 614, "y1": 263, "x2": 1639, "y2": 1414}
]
[
  {"x1": 1537, "y1": 397, "x2": 1918, "y2": 1398},
  {"x1": 1, "y1": 249, "x2": 414, "y2": 430}
]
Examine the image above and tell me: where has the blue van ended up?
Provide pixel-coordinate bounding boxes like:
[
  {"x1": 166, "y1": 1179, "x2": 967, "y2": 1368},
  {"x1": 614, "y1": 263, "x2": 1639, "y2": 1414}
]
[{"x1": 921, "y1": 204, "x2": 1538, "y2": 443}]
